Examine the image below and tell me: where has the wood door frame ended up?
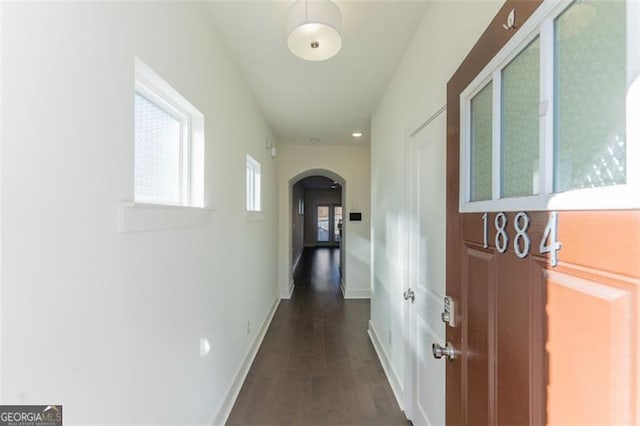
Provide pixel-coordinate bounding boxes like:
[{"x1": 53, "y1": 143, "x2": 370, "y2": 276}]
[{"x1": 446, "y1": 1, "x2": 544, "y2": 424}]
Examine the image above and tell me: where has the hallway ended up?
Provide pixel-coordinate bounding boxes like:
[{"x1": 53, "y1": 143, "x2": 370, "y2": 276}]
[{"x1": 227, "y1": 248, "x2": 408, "y2": 425}]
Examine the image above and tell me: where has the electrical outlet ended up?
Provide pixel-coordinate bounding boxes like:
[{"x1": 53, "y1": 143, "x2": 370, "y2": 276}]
[{"x1": 246, "y1": 321, "x2": 251, "y2": 336}]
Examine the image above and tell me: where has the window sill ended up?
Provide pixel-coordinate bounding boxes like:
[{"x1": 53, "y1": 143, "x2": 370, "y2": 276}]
[
  {"x1": 118, "y1": 202, "x2": 214, "y2": 233},
  {"x1": 245, "y1": 210, "x2": 263, "y2": 222}
]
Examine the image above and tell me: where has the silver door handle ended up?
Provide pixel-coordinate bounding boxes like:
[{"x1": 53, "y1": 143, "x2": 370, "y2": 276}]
[
  {"x1": 432, "y1": 342, "x2": 456, "y2": 361},
  {"x1": 403, "y1": 289, "x2": 415, "y2": 303}
]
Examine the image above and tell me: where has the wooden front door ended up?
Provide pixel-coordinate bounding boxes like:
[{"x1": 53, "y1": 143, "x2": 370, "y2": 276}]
[{"x1": 445, "y1": 0, "x2": 639, "y2": 424}]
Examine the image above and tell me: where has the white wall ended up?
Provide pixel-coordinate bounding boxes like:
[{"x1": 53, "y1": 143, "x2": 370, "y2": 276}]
[
  {"x1": 1, "y1": 3, "x2": 278, "y2": 424},
  {"x1": 277, "y1": 145, "x2": 370, "y2": 299},
  {"x1": 369, "y1": 0, "x2": 504, "y2": 405}
]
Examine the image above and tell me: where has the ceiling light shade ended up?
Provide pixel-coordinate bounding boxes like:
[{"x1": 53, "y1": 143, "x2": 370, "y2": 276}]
[{"x1": 287, "y1": 0, "x2": 343, "y2": 61}]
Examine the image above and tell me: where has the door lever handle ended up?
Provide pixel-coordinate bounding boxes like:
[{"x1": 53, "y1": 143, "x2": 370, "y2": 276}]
[{"x1": 403, "y1": 289, "x2": 415, "y2": 303}]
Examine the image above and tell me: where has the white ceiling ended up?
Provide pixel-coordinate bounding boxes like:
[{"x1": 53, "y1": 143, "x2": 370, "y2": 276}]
[{"x1": 207, "y1": 1, "x2": 431, "y2": 146}]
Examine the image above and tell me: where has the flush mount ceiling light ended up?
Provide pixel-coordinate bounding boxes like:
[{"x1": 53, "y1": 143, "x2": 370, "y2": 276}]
[
  {"x1": 352, "y1": 132, "x2": 363, "y2": 138},
  {"x1": 287, "y1": 0, "x2": 343, "y2": 61}
]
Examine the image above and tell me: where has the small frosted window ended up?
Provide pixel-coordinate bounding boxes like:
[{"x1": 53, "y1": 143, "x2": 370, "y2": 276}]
[
  {"x1": 554, "y1": 0, "x2": 626, "y2": 192},
  {"x1": 133, "y1": 58, "x2": 205, "y2": 208},
  {"x1": 470, "y1": 82, "x2": 493, "y2": 201},
  {"x1": 134, "y1": 93, "x2": 182, "y2": 204},
  {"x1": 246, "y1": 155, "x2": 261, "y2": 211},
  {"x1": 501, "y1": 37, "x2": 540, "y2": 198}
]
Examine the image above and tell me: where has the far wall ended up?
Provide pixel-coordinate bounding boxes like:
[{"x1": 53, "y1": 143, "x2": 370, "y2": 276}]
[{"x1": 277, "y1": 144, "x2": 371, "y2": 299}]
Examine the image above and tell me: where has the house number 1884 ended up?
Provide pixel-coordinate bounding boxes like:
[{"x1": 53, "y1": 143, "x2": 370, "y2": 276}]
[{"x1": 481, "y1": 211, "x2": 562, "y2": 267}]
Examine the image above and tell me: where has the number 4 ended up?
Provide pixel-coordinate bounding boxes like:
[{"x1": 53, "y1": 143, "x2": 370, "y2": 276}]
[{"x1": 539, "y1": 212, "x2": 562, "y2": 267}]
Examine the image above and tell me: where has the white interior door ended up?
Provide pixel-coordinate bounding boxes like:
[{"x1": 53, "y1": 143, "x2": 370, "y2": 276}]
[{"x1": 405, "y1": 111, "x2": 447, "y2": 425}]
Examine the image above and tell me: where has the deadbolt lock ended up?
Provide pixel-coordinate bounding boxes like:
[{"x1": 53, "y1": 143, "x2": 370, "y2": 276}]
[{"x1": 442, "y1": 295, "x2": 456, "y2": 327}]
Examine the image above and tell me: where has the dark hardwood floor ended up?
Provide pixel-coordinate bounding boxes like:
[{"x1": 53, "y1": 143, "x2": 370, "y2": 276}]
[{"x1": 226, "y1": 247, "x2": 409, "y2": 425}]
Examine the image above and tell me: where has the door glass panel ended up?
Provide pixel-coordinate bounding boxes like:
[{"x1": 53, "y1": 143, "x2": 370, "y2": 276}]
[
  {"x1": 317, "y1": 206, "x2": 330, "y2": 242},
  {"x1": 554, "y1": 0, "x2": 626, "y2": 192},
  {"x1": 501, "y1": 37, "x2": 540, "y2": 198},
  {"x1": 334, "y1": 206, "x2": 343, "y2": 242},
  {"x1": 470, "y1": 82, "x2": 493, "y2": 201}
]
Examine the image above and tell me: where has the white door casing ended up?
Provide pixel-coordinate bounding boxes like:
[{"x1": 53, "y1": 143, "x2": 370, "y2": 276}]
[{"x1": 404, "y1": 111, "x2": 447, "y2": 425}]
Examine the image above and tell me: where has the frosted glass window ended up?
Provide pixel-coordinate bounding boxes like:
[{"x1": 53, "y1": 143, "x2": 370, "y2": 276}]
[
  {"x1": 134, "y1": 93, "x2": 182, "y2": 204},
  {"x1": 470, "y1": 82, "x2": 493, "y2": 201},
  {"x1": 501, "y1": 37, "x2": 540, "y2": 198},
  {"x1": 554, "y1": 0, "x2": 626, "y2": 192},
  {"x1": 246, "y1": 155, "x2": 261, "y2": 211}
]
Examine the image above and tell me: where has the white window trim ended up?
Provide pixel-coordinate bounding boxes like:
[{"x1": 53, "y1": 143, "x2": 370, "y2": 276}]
[
  {"x1": 460, "y1": 0, "x2": 640, "y2": 212},
  {"x1": 134, "y1": 57, "x2": 205, "y2": 208},
  {"x1": 246, "y1": 154, "x2": 262, "y2": 212},
  {"x1": 117, "y1": 202, "x2": 214, "y2": 233}
]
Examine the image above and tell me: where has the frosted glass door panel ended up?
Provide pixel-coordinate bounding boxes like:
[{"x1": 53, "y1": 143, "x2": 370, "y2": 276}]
[
  {"x1": 135, "y1": 93, "x2": 182, "y2": 204},
  {"x1": 554, "y1": 0, "x2": 626, "y2": 192},
  {"x1": 470, "y1": 82, "x2": 493, "y2": 201},
  {"x1": 501, "y1": 37, "x2": 540, "y2": 198}
]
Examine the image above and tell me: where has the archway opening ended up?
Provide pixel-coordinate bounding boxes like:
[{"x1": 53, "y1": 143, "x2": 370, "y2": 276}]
[{"x1": 288, "y1": 169, "x2": 347, "y2": 297}]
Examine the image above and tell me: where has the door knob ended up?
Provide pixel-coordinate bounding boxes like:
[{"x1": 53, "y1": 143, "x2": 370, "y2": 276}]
[
  {"x1": 403, "y1": 289, "x2": 415, "y2": 303},
  {"x1": 432, "y1": 342, "x2": 456, "y2": 361}
]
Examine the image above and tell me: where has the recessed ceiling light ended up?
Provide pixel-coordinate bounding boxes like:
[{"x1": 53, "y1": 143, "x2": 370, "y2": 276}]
[
  {"x1": 352, "y1": 132, "x2": 363, "y2": 138},
  {"x1": 310, "y1": 138, "x2": 321, "y2": 144}
]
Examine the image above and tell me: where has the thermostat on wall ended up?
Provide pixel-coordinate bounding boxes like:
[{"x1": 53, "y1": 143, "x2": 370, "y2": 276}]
[{"x1": 349, "y1": 212, "x2": 362, "y2": 221}]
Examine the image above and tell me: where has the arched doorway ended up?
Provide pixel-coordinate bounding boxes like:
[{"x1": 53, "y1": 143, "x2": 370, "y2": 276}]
[{"x1": 285, "y1": 169, "x2": 347, "y2": 298}]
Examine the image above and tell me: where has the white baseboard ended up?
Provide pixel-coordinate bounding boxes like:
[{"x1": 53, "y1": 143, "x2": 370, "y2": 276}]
[
  {"x1": 340, "y1": 279, "x2": 371, "y2": 299},
  {"x1": 368, "y1": 320, "x2": 404, "y2": 411},
  {"x1": 210, "y1": 297, "x2": 280, "y2": 425},
  {"x1": 280, "y1": 280, "x2": 294, "y2": 299},
  {"x1": 343, "y1": 287, "x2": 371, "y2": 299}
]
